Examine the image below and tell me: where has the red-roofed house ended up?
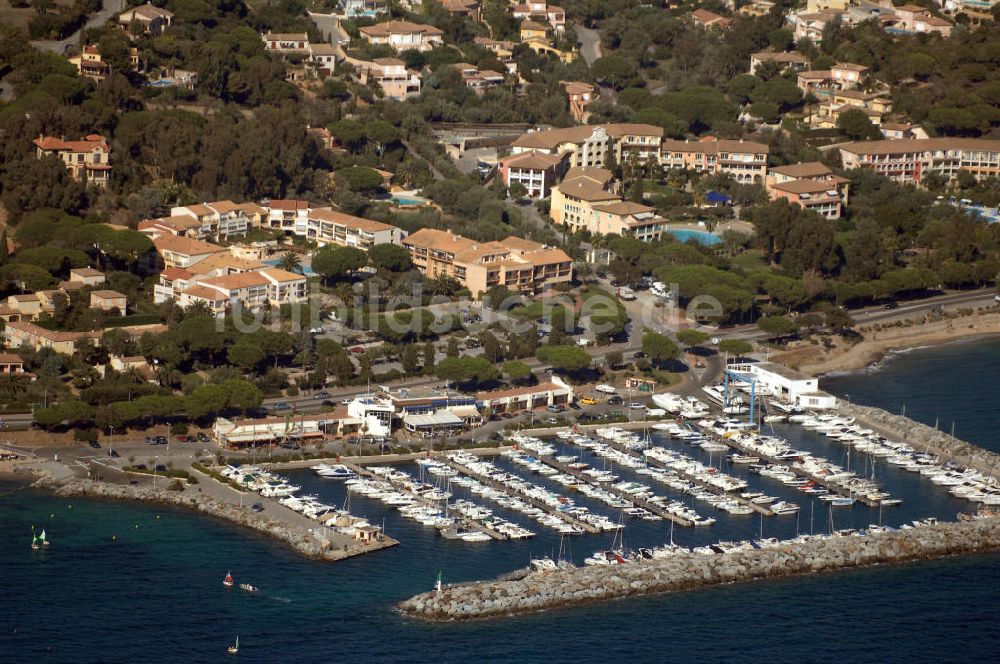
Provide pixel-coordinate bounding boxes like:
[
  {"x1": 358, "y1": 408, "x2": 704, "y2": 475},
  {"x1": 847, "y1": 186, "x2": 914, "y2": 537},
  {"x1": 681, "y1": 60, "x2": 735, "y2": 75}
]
[
  {"x1": 499, "y1": 150, "x2": 565, "y2": 198},
  {"x1": 33, "y1": 134, "x2": 111, "y2": 188},
  {"x1": 691, "y1": 8, "x2": 731, "y2": 29}
]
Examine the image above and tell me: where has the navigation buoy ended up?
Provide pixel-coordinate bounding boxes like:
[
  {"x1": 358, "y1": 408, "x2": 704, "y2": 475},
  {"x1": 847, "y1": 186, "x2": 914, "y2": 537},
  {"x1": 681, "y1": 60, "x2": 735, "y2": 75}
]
[{"x1": 112, "y1": 535, "x2": 117, "y2": 541}]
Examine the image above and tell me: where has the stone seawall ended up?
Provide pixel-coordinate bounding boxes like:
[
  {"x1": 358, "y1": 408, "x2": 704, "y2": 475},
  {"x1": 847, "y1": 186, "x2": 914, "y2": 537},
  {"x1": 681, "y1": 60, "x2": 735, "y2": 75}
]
[
  {"x1": 399, "y1": 518, "x2": 1000, "y2": 621},
  {"x1": 37, "y1": 477, "x2": 397, "y2": 561},
  {"x1": 841, "y1": 403, "x2": 1000, "y2": 475}
]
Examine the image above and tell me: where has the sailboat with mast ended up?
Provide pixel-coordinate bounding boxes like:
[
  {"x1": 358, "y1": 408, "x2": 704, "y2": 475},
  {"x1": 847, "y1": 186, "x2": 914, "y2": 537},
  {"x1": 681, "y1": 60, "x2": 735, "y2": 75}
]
[{"x1": 31, "y1": 526, "x2": 49, "y2": 550}]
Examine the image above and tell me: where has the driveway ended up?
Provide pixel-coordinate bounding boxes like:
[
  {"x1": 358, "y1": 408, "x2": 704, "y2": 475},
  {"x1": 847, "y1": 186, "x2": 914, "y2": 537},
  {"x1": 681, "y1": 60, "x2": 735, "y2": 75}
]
[
  {"x1": 30, "y1": 0, "x2": 120, "y2": 55},
  {"x1": 575, "y1": 24, "x2": 602, "y2": 67}
]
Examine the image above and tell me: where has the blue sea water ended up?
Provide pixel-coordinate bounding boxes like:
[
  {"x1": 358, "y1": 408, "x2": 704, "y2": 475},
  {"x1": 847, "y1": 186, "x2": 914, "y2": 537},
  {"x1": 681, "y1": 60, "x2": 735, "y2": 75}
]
[{"x1": 3, "y1": 338, "x2": 1000, "y2": 663}]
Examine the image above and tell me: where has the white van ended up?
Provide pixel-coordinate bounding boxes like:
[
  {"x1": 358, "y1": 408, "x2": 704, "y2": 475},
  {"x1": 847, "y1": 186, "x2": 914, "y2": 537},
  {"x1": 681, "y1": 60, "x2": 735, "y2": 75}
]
[
  {"x1": 617, "y1": 287, "x2": 636, "y2": 301},
  {"x1": 595, "y1": 384, "x2": 617, "y2": 395}
]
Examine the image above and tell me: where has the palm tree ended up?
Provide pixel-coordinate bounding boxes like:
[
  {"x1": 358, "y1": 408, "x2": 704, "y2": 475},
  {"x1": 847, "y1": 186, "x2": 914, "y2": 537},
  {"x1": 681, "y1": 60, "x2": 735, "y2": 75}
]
[
  {"x1": 0, "y1": 374, "x2": 26, "y2": 402},
  {"x1": 278, "y1": 251, "x2": 303, "y2": 274},
  {"x1": 427, "y1": 273, "x2": 460, "y2": 297}
]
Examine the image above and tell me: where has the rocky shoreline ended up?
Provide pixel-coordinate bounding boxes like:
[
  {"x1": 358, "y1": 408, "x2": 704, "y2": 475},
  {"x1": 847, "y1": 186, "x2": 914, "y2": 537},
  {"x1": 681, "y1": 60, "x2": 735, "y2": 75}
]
[
  {"x1": 841, "y1": 403, "x2": 1000, "y2": 476},
  {"x1": 33, "y1": 474, "x2": 397, "y2": 561},
  {"x1": 399, "y1": 518, "x2": 1000, "y2": 621}
]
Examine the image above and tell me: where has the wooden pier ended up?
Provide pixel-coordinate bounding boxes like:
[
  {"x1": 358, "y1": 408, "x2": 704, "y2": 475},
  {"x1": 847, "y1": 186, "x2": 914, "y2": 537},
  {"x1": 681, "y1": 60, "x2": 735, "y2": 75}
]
[
  {"x1": 587, "y1": 432, "x2": 774, "y2": 517},
  {"x1": 442, "y1": 457, "x2": 603, "y2": 535},
  {"x1": 341, "y1": 461, "x2": 508, "y2": 540}
]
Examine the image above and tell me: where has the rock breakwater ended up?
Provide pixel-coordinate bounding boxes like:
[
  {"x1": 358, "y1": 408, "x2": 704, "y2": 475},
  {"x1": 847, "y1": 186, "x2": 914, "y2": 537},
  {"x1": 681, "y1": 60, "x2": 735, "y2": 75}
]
[
  {"x1": 399, "y1": 518, "x2": 1000, "y2": 621},
  {"x1": 841, "y1": 403, "x2": 1000, "y2": 475},
  {"x1": 36, "y1": 476, "x2": 397, "y2": 561}
]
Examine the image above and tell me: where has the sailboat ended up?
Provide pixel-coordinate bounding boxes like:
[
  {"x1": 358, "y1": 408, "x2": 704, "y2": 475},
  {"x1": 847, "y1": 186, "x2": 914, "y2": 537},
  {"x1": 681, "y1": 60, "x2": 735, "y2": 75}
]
[
  {"x1": 227, "y1": 636, "x2": 239, "y2": 654},
  {"x1": 30, "y1": 526, "x2": 40, "y2": 551},
  {"x1": 223, "y1": 571, "x2": 234, "y2": 588},
  {"x1": 39, "y1": 529, "x2": 49, "y2": 547}
]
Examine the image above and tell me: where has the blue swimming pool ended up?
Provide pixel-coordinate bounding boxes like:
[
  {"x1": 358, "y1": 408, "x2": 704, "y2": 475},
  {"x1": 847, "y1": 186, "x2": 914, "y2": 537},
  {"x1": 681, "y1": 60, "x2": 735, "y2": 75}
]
[
  {"x1": 665, "y1": 229, "x2": 722, "y2": 246},
  {"x1": 390, "y1": 194, "x2": 429, "y2": 206}
]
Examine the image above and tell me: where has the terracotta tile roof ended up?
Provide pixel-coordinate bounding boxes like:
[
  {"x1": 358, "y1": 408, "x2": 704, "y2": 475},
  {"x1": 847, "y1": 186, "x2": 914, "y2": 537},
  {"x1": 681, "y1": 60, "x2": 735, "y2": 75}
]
[
  {"x1": 403, "y1": 228, "x2": 478, "y2": 254},
  {"x1": 591, "y1": 201, "x2": 655, "y2": 215},
  {"x1": 264, "y1": 32, "x2": 309, "y2": 41},
  {"x1": 186, "y1": 253, "x2": 265, "y2": 276},
  {"x1": 153, "y1": 235, "x2": 227, "y2": 257},
  {"x1": 769, "y1": 162, "x2": 832, "y2": 178},
  {"x1": 512, "y1": 124, "x2": 661, "y2": 151},
  {"x1": 5, "y1": 321, "x2": 93, "y2": 343},
  {"x1": 359, "y1": 20, "x2": 443, "y2": 37},
  {"x1": 197, "y1": 272, "x2": 270, "y2": 291},
  {"x1": 503, "y1": 150, "x2": 564, "y2": 170},
  {"x1": 267, "y1": 199, "x2": 310, "y2": 211},
  {"x1": 258, "y1": 268, "x2": 306, "y2": 283},
  {"x1": 501, "y1": 235, "x2": 544, "y2": 252},
  {"x1": 840, "y1": 138, "x2": 1000, "y2": 155},
  {"x1": 562, "y1": 81, "x2": 595, "y2": 95},
  {"x1": 71, "y1": 268, "x2": 104, "y2": 277},
  {"x1": 182, "y1": 285, "x2": 230, "y2": 301},
  {"x1": 770, "y1": 179, "x2": 842, "y2": 195},
  {"x1": 308, "y1": 208, "x2": 397, "y2": 232},
  {"x1": 90, "y1": 289, "x2": 127, "y2": 300},
  {"x1": 161, "y1": 267, "x2": 193, "y2": 281},
  {"x1": 33, "y1": 135, "x2": 108, "y2": 153}
]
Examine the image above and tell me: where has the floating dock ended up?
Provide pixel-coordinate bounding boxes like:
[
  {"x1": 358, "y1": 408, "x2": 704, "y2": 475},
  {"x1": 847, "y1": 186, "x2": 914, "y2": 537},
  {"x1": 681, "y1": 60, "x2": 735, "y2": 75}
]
[
  {"x1": 442, "y1": 457, "x2": 603, "y2": 535},
  {"x1": 341, "y1": 461, "x2": 508, "y2": 541}
]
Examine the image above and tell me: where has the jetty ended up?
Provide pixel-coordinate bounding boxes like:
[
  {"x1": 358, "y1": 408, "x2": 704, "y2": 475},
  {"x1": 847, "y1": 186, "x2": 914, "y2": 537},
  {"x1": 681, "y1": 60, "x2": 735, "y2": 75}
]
[
  {"x1": 399, "y1": 517, "x2": 1000, "y2": 621},
  {"x1": 442, "y1": 456, "x2": 602, "y2": 535},
  {"x1": 530, "y1": 453, "x2": 694, "y2": 527},
  {"x1": 704, "y1": 429, "x2": 881, "y2": 507},
  {"x1": 587, "y1": 431, "x2": 773, "y2": 517},
  {"x1": 340, "y1": 461, "x2": 508, "y2": 541}
]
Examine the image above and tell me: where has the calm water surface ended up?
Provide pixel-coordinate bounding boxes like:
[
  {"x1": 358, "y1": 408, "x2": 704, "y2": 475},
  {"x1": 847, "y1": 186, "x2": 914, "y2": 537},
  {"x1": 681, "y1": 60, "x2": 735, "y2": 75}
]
[{"x1": 3, "y1": 338, "x2": 1000, "y2": 663}]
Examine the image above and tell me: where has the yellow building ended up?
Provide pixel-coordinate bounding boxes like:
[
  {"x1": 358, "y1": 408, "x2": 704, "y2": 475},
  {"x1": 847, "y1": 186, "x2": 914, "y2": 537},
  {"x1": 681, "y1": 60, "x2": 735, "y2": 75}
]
[
  {"x1": 402, "y1": 229, "x2": 572, "y2": 297},
  {"x1": 550, "y1": 168, "x2": 667, "y2": 241}
]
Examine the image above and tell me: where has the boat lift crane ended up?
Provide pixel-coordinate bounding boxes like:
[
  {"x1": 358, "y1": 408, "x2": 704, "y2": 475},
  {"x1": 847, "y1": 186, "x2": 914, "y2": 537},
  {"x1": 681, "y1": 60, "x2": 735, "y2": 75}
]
[{"x1": 722, "y1": 367, "x2": 758, "y2": 424}]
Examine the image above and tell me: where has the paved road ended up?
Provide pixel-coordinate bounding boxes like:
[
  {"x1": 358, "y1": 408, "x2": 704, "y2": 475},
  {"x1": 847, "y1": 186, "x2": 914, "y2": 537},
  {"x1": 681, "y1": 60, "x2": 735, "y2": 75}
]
[
  {"x1": 30, "y1": 0, "x2": 120, "y2": 55},
  {"x1": 307, "y1": 11, "x2": 349, "y2": 50},
  {"x1": 575, "y1": 24, "x2": 602, "y2": 66}
]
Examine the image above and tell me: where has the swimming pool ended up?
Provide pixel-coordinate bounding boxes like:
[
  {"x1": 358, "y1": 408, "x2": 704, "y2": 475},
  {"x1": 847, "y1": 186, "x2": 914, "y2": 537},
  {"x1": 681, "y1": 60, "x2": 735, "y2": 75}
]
[
  {"x1": 390, "y1": 194, "x2": 429, "y2": 206},
  {"x1": 664, "y1": 229, "x2": 722, "y2": 246}
]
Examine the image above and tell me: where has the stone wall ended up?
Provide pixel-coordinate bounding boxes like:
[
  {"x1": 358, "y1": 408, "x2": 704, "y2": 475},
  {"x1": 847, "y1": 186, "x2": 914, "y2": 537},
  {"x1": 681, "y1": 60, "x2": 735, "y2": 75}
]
[
  {"x1": 841, "y1": 403, "x2": 1000, "y2": 475},
  {"x1": 37, "y1": 477, "x2": 397, "y2": 561},
  {"x1": 399, "y1": 518, "x2": 1000, "y2": 621}
]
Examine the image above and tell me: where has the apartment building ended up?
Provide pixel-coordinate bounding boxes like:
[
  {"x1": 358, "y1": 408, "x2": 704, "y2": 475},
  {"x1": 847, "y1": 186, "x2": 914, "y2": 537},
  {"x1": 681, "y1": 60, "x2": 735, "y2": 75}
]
[
  {"x1": 164, "y1": 200, "x2": 265, "y2": 238},
  {"x1": 499, "y1": 151, "x2": 565, "y2": 198},
  {"x1": 402, "y1": 229, "x2": 572, "y2": 296},
  {"x1": 3, "y1": 321, "x2": 97, "y2": 355},
  {"x1": 177, "y1": 268, "x2": 308, "y2": 314},
  {"x1": 796, "y1": 61, "x2": 869, "y2": 95},
  {"x1": 792, "y1": 10, "x2": 844, "y2": 43},
  {"x1": 839, "y1": 138, "x2": 1000, "y2": 185},
  {"x1": 33, "y1": 134, "x2": 111, "y2": 188},
  {"x1": 511, "y1": 123, "x2": 663, "y2": 169},
  {"x1": 473, "y1": 37, "x2": 517, "y2": 73},
  {"x1": 660, "y1": 136, "x2": 769, "y2": 183},
  {"x1": 263, "y1": 199, "x2": 311, "y2": 236},
  {"x1": 90, "y1": 290, "x2": 128, "y2": 316},
  {"x1": 550, "y1": 168, "x2": 667, "y2": 241},
  {"x1": 347, "y1": 57, "x2": 421, "y2": 100},
  {"x1": 307, "y1": 209, "x2": 403, "y2": 248},
  {"x1": 152, "y1": 235, "x2": 227, "y2": 269},
  {"x1": 69, "y1": 268, "x2": 106, "y2": 286},
  {"x1": 358, "y1": 20, "x2": 444, "y2": 52}
]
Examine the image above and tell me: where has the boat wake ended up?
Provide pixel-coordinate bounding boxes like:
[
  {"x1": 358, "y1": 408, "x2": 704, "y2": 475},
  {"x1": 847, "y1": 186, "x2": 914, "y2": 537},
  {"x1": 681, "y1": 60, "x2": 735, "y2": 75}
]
[{"x1": 268, "y1": 596, "x2": 292, "y2": 604}]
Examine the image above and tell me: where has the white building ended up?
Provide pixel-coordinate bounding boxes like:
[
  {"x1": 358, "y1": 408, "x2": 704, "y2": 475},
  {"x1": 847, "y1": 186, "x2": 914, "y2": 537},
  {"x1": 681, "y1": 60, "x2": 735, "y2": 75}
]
[
  {"x1": 729, "y1": 362, "x2": 837, "y2": 410},
  {"x1": 347, "y1": 397, "x2": 395, "y2": 438}
]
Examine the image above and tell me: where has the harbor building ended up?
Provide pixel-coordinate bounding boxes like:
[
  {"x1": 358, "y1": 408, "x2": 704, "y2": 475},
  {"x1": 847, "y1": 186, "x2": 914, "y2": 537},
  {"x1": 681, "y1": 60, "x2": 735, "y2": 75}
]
[
  {"x1": 728, "y1": 362, "x2": 837, "y2": 410},
  {"x1": 476, "y1": 377, "x2": 573, "y2": 413}
]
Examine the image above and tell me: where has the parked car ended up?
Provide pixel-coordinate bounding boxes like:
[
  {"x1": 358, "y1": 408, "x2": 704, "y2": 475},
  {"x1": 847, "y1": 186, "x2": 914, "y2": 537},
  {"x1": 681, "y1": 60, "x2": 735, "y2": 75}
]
[
  {"x1": 546, "y1": 404, "x2": 565, "y2": 413},
  {"x1": 569, "y1": 402, "x2": 581, "y2": 410},
  {"x1": 109, "y1": 449, "x2": 120, "y2": 458},
  {"x1": 633, "y1": 351, "x2": 646, "y2": 359},
  {"x1": 175, "y1": 435, "x2": 190, "y2": 442},
  {"x1": 310, "y1": 327, "x2": 324, "y2": 335},
  {"x1": 88, "y1": 441, "x2": 101, "y2": 449},
  {"x1": 884, "y1": 301, "x2": 899, "y2": 310},
  {"x1": 196, "y1": 432, "x2": 209, "y2": 443},
  {"x1": 607, "y1": 396, "x2": 624, "y2": 405},
  {"x1": 580, "y1": 397, "x2": 597, "y2": 405},
  {"x1": 269, "y1": 402, "x2": 291, "y2": 411},
  {"x1": 544, "y1": 417, "x2": 559, "y2": 424},
  {"x1": 316, "y1": 391, "x2": 331, "y2": 399},
  {"x1": 155, "y1": 465, "x2": 167, "y2": 472},
  {"x1": 628, "y1": 402, "x2": 645, "y2": 410},
  {"x1": 250, "y1": 503, "x2": 264, "y2": 513},
  {"x1": 349, "y1": 346, "x2": 365, "y2": 354},
  {"x1": 154, "y1": 436, "x2": 167, "y2": 445}
]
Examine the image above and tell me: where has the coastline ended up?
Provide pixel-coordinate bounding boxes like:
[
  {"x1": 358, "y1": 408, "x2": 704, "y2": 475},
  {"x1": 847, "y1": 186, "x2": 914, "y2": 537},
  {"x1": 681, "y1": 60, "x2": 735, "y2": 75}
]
[
  {"x1": 23, "y1": 468, "x2": 398, "y2": 561},
  {"x1": 772, "y1": 309, "x2": 1000, "y2": 376}
]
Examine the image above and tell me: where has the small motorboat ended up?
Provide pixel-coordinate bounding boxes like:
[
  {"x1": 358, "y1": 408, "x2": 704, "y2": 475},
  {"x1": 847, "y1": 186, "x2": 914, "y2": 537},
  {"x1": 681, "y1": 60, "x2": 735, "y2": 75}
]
[
  {"x1": 223, "y1": 571, "x2": 234, "y2": 588},
  {"x1": 227, "y1": 636, "x2": 239, "y2": 655},
  {"x1": 239, "y1": 583, "x2": 258, "y2": 593}
]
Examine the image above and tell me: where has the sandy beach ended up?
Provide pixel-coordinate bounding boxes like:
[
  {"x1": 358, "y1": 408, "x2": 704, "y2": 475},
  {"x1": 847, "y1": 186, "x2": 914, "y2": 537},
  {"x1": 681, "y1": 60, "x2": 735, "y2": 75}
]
[{"x1": 772, "y1": 309, "x2": 1000, "y2": 376}]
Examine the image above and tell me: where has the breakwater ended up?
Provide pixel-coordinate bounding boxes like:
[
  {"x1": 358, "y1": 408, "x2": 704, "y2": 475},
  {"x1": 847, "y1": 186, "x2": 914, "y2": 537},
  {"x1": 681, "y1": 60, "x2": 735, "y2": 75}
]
[
  {"x1": 35, "y1": 476, "x2": 398, "y2": 561},
  {"x1": 841, "y1": 403, "x2": 1000, "y2": 475},
  {"x1": 398, "y1": 517, "x2": 1000, "y2": 621}
]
